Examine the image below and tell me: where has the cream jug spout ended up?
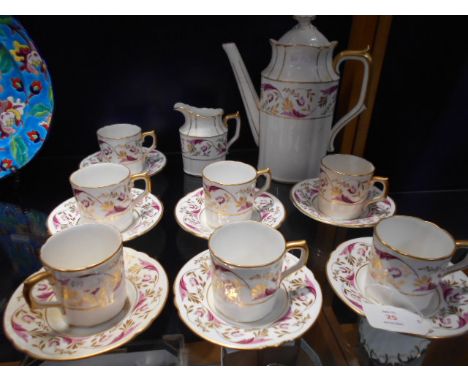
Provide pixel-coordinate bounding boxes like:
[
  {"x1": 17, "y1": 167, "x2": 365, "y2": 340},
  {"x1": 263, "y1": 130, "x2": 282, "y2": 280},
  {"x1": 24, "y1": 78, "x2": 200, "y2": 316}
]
[
  {"x1": 173, "y1": 102, "x2": 191, "y2": 122},
  {"x1": 222, "y1": 43, "x2": 260, "y2": 145}
]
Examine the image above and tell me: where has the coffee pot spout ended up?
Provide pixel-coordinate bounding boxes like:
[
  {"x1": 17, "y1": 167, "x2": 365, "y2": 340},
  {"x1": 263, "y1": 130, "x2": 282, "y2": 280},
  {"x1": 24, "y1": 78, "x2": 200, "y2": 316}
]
[{"x1": 222, "y1": 43, "x2": 260, "y2": 146}]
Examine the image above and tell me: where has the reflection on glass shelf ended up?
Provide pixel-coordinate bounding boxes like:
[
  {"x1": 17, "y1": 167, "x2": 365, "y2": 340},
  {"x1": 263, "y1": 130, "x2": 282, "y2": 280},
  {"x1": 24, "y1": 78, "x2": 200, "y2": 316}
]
[
  {"x1": 221, "y1": 339, "x2": 322, "y2": 366},
  {"x1": 0, "y1": 202, "x2": 46, "y2": 280}
]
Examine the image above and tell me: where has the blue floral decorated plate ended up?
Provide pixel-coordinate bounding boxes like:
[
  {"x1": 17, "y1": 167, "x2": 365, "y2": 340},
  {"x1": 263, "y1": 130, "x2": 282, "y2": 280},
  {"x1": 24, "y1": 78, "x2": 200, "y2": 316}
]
[{"x1": 0, "y1": 17, "x2": 53, "y2": 179}]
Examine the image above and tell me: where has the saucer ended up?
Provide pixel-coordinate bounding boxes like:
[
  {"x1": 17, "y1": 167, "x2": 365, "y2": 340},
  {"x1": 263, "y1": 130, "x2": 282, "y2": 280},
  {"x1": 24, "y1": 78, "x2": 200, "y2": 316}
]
[
  {"x1": 175, "y1": 188, "x2": 286, "y2": 239},
  {"x1": 291, "y1": 178, "x2": 396, "y2": 228},
  {"x1": 79, "y1": 149, "x2": 167, "y2": 177},
  {"x1": 47, "y1": 189, "x2": 164, "y2": 241},
  {"x1": 3, "y1": 247, "x2": 169, "y2": 361},
  {"x1": 326, "y1": 237, "x2": 468, "y2": 339},
  {"x1": 174, "y1": 250, "x2": 322, "y2": 350}
]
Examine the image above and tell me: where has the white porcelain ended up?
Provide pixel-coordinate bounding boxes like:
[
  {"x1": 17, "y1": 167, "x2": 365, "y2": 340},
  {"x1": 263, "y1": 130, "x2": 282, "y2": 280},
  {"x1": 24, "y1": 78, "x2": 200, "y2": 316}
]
[
  {"x1": 209, "y1": 221, "x2": 309, "y2": 322},
  {"x1": 97, "y1": 123, "x2": 156, "y2": 174},
  {"x1": 318, "y1": 154, "x2": 389, "y2": 220},
  {"x1": 369, "y1": 215, "x2": 468, "y2": 312},
  {"x1": 223, "y1": 16, "x2": 371, "y2": 183},
  {"x1": 69, "y1": 163, "x2": 151, "y2": 232},
  {"x1": 174, "y1": 103, "x2": 240, "y2": 176},
  {"x1": 174, "y1": 249, "x2": 322, "y2": 349},
  {"x1": 4, "y1": 247, "x2": 169, "y2": 361},
  {"x1": 291, "y1": 178, "x2": 395, "y2": 228},
  {"x1": 21, "y1": 224, "x2": 126, "y2": 327},
  {"x1": 202, "y1": 161, "x2": 272, "y2": 228},
  {"x1": 80, "y1": 148, "x2": 166, "y2": 177},
  {"x1": 47, "y1": 188, "x2": 163, "y2": 241},
  {"x1": 326, "y1": 237, "x2": 468, "y2": 339},
  {"x1": 358, "y1": 317, "x2": 430, "y2": 365},
  {"x1": 175, "y1": 187, "x2": 286, "y2": 239}
]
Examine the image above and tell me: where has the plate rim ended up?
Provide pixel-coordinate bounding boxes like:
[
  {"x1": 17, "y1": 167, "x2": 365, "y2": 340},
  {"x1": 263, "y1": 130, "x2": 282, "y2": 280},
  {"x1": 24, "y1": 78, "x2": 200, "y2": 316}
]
[
  {"x1": 174, "y1": 187, "x2": 287, "y2": 240},
  {"x1": 79, "y1": 149, "x2": 167, "y2": 177},
  {"x1": 46, "y1": 189, "x2": 164, "y2": 241},
  {"x1": 2, "y1": 247, "x2": 169, "y2": 361},
  {"x1": 173, "y1": 249, "x2": 323, "y2": 350},
  {"x1": 326, "y1": 236, "x2": 468, "y2": 339},
  {"x1": 291, "y1": 178, "x2": 396, "y2": 228}
]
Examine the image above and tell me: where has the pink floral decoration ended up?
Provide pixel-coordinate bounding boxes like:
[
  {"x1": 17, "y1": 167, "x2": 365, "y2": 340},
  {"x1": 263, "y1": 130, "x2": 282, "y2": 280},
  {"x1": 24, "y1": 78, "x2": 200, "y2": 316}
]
[
  {"x1": 179, "y1": 276, "x2": 188, "y2": 300},
  {"x1": 139, "y1": 259, "x2": 158, "y2": 273}
]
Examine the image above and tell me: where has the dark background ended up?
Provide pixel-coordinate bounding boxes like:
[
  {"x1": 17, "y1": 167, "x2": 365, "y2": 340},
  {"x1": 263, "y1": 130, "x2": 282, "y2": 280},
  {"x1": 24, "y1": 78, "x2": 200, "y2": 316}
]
[
  {"x1": 7, "y1": 15, "x2": 468, "y2": 192},
  {"x1": 1, "y1": 16, "x2": 468, "y2": 363}
]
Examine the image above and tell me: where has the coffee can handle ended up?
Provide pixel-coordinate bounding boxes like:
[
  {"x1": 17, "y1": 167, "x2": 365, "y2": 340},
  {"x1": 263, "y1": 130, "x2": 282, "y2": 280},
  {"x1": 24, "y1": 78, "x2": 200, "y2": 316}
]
[
  {"x1": 440, "y1": 240, "x2": 468, "y2": 277},
  {"x1": 255, "y1": 168, "x2": 272, "y2": 196},
  {"x1": 142, "y1": 130, "x2": 157, "y2": 152},
  {"x1": 130, "y1": 172, "x2": 152, "y2": 205},
  {"x1": 363, "y1": 176, "x2": 389, "y2": 209},
  {"x1": 280, "y1": 240, "x2": 309, "y2": 281},
  {"x1": 23, "y1": 271, "x2": 63, "y2": 311},
  {"x1": 328, "y1": 47, "x2": 372, "y2": 152}
]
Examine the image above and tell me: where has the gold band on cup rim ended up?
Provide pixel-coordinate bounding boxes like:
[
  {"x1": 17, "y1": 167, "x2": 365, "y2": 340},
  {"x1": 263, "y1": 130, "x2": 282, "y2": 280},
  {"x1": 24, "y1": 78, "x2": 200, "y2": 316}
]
[
  {"x1": 69, "y1": 163, "x2": 132, "y2": 189},
  {"x1": 208, "y1": 221, "x2": 286, "y2": 269},
  {"x1": 97, "y1": 124, "x2": 143, "y2": 140},
  {"x1": 208, "y1": 221, "x2": 308, "y2": 269},
  {"x1": 321, "y1": 154, "x2": 375, "y2": 177},
  {"x1": 374, "y1": 215, "x2": 458, "y2": 262},
  {"x1": 40, "y1": 224, "x2": 123, "y2": 273},
  {"x1": 202, "y1": 161, "x2": 268, "y2": 187},
  {"x1": 41, "y1": 243, "x2": 124, "y2": 273}
]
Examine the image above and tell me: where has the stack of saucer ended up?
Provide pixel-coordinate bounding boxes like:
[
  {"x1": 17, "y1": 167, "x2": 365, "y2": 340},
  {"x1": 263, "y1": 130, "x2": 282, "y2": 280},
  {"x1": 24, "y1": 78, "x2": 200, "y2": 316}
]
[
  {"x1": 49, "y1": 123, "x2": 166, "y2": 241},
  {"x1": 4, "y1": 123, "x2": 169, "y2": 361}
]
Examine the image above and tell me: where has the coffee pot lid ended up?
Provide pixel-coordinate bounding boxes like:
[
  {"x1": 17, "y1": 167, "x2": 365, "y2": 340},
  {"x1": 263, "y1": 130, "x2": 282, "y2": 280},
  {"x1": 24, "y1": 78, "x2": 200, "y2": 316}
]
[{"x1": 278, "y1": 16, "x2": 331, "y2": 46}]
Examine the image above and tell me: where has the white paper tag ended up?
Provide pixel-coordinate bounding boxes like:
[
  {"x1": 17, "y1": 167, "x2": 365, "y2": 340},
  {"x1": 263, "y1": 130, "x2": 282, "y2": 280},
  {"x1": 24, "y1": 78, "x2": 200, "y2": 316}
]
[{"x1": 362, "y1": 302, "x2": 432, "y2": 335}]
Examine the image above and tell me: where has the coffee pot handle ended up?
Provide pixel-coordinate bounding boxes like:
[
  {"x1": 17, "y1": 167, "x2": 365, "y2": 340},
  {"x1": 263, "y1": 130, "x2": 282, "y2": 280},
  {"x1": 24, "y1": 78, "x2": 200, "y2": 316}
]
[
  {"x1": 328, "y1": 47, "x2": 372, "y2": 152},
  {"x1": 439, "y1": 241, "x2": 468, "y2": 277},
  {"x1": 280, "y1": 240, "x2": 309, "y2": 281},
  {"x1": 223, "y1": 111, "x2": 241, "y2": 150},
  {"x1": 23, "y1": 271, "x2": 63, "y2": 311}
]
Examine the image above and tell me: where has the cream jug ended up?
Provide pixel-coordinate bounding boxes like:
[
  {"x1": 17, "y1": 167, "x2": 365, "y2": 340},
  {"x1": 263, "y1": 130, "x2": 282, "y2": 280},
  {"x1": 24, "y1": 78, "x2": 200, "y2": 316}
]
[
  {"x1": 175, "y1": 103, "x2": 241, "y2": 176},
  {"x1": 223, "y1": 16, "x2": 371, "y2": 183}
]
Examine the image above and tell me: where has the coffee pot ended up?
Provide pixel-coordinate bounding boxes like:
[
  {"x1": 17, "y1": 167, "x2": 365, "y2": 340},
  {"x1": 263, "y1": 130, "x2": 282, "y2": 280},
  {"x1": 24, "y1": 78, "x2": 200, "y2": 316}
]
[{"x1": 223, "y1": 16, "x2": 371, "y2": 183}]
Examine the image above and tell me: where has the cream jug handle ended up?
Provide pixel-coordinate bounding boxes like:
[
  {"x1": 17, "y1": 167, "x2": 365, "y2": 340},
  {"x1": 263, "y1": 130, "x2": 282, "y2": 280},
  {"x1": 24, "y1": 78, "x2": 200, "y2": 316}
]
[
  {"x1": 328, "y1": 47, "x2": 372, "y2": 152},
  {"x1": 223, "y1": 111, "x2": 241, "y2": 150}
]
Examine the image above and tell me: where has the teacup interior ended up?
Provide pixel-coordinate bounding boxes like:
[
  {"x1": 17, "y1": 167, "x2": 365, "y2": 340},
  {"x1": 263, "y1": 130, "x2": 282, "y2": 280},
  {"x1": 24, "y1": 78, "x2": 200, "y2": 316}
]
[
  {"x1": 70, "y1": 163, "x2": 129, "y2": 188},
  {"x1": 322, "y1": 154, "x2": 374, "y2": 176},
  {"x1": 376, "y1": 216, "x2": 455, "y2": 260},
  {"x1": 41, "y1": 224, "x2": 122, "y2": 271},
  {"x1": 98, "y1": 124, "x2": 141, "y2": 139},
  {"x1": 203, "y1": 161, "x2": 256, "y2": 185},
  {"x1": 210, "y1": 221, "x2": 285, "y2": 266}
]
